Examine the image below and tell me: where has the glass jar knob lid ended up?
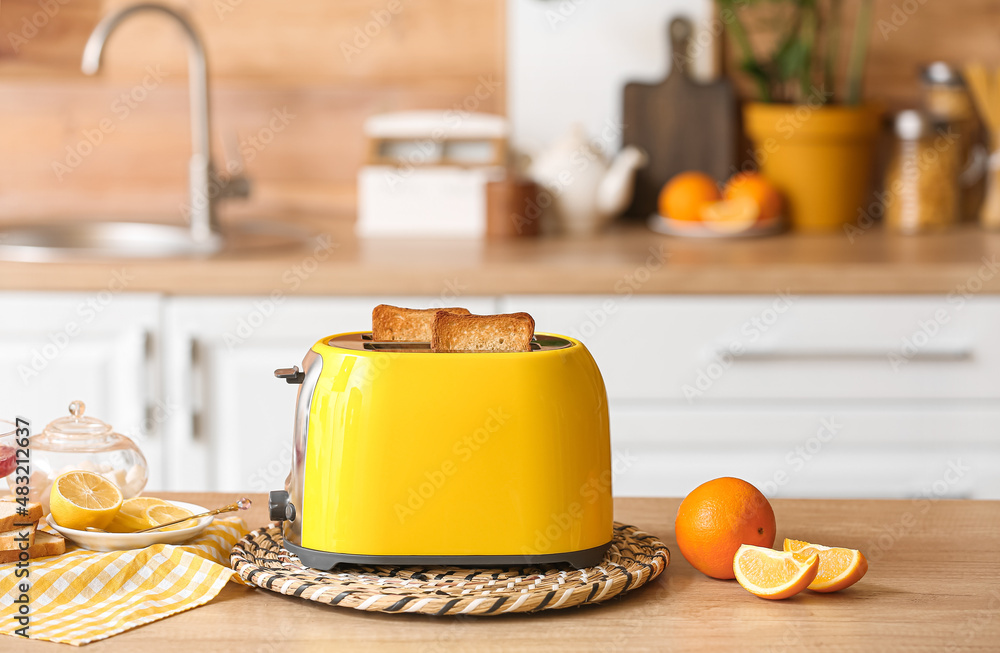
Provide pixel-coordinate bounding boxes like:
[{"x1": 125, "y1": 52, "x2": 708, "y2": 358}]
[{"x1": 44, "y1": 400, "x2": 113, "y2": 437}]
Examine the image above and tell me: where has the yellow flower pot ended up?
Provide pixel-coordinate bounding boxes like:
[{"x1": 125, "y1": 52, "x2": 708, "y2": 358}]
[{"x1": 744, "y1": 103, "x2": 882, "y2": 232}]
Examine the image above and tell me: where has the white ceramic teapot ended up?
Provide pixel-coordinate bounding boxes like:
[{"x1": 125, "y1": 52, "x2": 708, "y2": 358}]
[{"x1": 527, "y1": 124, "x2": 647, "y2": 236}]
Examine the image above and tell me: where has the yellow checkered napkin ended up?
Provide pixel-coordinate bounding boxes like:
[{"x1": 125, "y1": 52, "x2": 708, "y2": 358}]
[{"x1": 0, "y1": 517, "x2": 248, "y2": 646}]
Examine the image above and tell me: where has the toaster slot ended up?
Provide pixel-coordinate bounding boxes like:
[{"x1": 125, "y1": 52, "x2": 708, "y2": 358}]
[
  {"x1": 362, "y1": 341, "x2": 432, "y2": 351},
  {"x1": 336, "y1": 333, "x2": 571, "y2": 352}
]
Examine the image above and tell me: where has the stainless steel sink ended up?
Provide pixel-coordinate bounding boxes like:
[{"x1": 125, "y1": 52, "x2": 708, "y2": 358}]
[
  {"x1": 0, "y1": 5, "x2": 317, "y2": 263},
  {"x1": 0, "y1": 220, "x2": 313, "y2": 261}
]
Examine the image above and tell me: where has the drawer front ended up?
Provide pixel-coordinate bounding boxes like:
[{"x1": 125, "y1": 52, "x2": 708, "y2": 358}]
[
  {"x1": 501, "y1": 295, "x2": 1000, "y2": 400},
  {"x1": 163, "y1": 296, "x2": 499, "y2": 491},
  {"x1": 609, "y1": 406, "x2": 999, "y2": 499}
]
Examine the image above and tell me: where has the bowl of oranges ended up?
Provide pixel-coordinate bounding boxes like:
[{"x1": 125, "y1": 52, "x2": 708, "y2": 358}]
[{"x1": 651, "y1": 171, "x2": 785, "y2": 238}]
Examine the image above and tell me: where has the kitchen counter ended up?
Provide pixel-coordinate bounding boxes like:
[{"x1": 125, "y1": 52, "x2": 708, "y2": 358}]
[
  {"x1": 18, "y1": 492, "x2": 999, "y2": 652},
  {"x1": 2, "y1": 219, "x2": 1000, "y2": 295}
]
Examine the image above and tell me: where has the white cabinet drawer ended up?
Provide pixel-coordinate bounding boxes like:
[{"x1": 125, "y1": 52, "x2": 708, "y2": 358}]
[
  {"x1": 163, "y1": 296, "x2": 499, "y2": 491},
  {"x1": 0, "y1": 292, "x2": 165, "y2": 489},
  {"x1": 610, "y1": 406, "x2": 998, "y2": 499},
  {"x1": 501, "y1": 295, "x2": 1000, "y2": 400}
]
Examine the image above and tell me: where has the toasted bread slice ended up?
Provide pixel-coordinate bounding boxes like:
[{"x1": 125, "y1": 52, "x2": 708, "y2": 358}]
[
  {"x1": 0, "y1": 531, "x2": 65, "y2": 563},
  {"x1": 372, "y1": 304, "x2": 471, "y2": 342},
  {"x1": 0, "y1": 523, "x2": 35, "y2": 548},
  {"x1": 0, "y1": 500, "x2": 42, "y2": 532},
  {"x1": 431, "y1": 312, "x2": 535, "y2": 352}
]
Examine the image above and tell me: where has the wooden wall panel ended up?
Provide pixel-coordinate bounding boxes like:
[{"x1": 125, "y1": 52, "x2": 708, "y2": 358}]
[
  {"x1": 721, "y1": 0, "x2": 1000, "y2": 111},
  {"x1": 0, "y1": 0, "x2": 505, "y2": 220},
  {"x1": 0, "y1": 0, "x2": 101, "y2": 73}
]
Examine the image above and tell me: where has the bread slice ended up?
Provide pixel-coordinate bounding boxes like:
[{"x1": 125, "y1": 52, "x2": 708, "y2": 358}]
[
  {"x1": 431, "y1": 312, "x2": 535, "y2": 352},
  {"x1": 0, "y1": 523, "x2": 35, "y2": 548},
  {"x1": 0, "y1": 500, "x2": 42, "y2": 532},
  {"x1": 372, "y1": 304, "x2": 471, "y2": 342},
  {"x1": 0, "y1": 531, "x2": 65, "y2": 563}
]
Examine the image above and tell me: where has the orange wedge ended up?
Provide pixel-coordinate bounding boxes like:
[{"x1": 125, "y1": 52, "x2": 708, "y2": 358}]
[
  {"x1": 784, "y1": 538, "x2": 868, "y2": 592},
  {"x1": 733, "y1": 544, "x2": 819, "y2": 600},
  {"x1": 700, "y1": 197, "x2": 760, "y2": 234}
]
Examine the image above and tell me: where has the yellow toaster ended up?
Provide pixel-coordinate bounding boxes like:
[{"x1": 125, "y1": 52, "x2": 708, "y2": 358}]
[{"x1": 269, "y1": 331, "x2": 612, "y2": 569}]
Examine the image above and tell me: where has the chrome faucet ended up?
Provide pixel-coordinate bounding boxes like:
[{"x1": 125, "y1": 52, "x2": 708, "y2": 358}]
[{"x1": 81, "y1": 3, "x2": 248, "y2": 244}]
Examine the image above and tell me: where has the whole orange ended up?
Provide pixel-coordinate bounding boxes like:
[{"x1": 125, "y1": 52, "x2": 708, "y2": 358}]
[
  {"x1": 659, "y1": 171, "x2": 721, "y2": 222},
  {"x1": 723, "y1": 172, "x2": 782, "y2": 223},
  {"x1": 674, "y1": 477, "x2": 776, "y2": 579}
]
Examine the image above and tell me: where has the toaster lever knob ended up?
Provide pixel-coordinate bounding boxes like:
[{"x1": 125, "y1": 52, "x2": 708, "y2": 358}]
[
  {"x1": 269, "y1": 490, "x2": 294, "y2": 522},
  {"x1": 274, "y1": 366, "x2": 305, "y2": 384}
]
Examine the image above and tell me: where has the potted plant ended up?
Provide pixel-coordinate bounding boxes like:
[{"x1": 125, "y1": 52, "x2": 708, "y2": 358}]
[{"x1": 718, "y1": 0, "x2": 880, "y2": 232}]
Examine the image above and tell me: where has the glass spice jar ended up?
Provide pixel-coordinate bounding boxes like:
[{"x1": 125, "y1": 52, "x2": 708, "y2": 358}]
[
  {"x1": 921, "y1": 62, "x2": 987, "y2": 222},
  {"x1": 885, "y1": 110, "x2": 961, "y2": 234},
  {"x1": 15, "y1": 401, "x2": 149, "y2": 514}
]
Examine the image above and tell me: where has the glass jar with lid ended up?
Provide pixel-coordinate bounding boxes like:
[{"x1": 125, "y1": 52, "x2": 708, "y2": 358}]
[
  {"x1": 885, "y1": 110, "x2": 961, "y2": 234},
  {"x1": 921, "y1": 61, "x2": 987, "y2": 222},
  {"x1": 11, "y1": 401, "x2": 148, "y2": 513}
]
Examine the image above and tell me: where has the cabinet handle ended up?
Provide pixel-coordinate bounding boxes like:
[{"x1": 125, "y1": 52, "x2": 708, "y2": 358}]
[
  {"x1": 190, "y1": 337, "x2": 205, "y2": 442},
  {"x1": 141, "y1": 329, "x2": 156, "y2": 436},
  {"x1": 714, "y1": 347, "x2": 973, "y2": 362}
]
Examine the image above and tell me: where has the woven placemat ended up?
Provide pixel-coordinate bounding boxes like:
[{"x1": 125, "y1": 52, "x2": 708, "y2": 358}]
[{"x1": 231, "y1": 522, "x2": 669, "y2": 616}]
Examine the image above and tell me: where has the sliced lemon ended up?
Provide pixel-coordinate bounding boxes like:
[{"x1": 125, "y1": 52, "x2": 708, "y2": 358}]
[
  {"x1": 49, "y1": 470, "x2": 123, "y2": 530},
  {"x1": 145, "y1": 504, "x2": 196, "y2": 531},
  {"x1": 700, "y1": 197, "x2": 760, "y2": 234},
  {"x1": 106, "y1": 496, "x2": 171, "y2": 533}
]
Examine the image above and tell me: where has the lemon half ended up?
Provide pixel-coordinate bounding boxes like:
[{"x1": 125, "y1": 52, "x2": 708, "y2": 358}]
[{"x1": 49, "y1": 471, "x2": 123, "y2": 530}]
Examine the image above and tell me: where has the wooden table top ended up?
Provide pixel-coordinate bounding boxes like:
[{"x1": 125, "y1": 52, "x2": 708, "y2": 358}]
[
  {"x1": 2, "y1": 218, "x2": 1000, "y2": 295},
  {"x1": 16, "y1": 493, "x2": 1000, "y2": 652}
]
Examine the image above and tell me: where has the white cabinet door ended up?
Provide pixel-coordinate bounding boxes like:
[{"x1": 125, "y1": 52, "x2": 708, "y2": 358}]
[
  {"x1": 501, "y1": 295, "x2": 1000, "y2": 401},
  {"x1": 610, "y1": 405, "x2": 998, "y2": 499},
  {"x1": 501, "y1": 295, "x2": 1000, "y2": 500},
  {"x1": 162, "y1": 296, "x2": 499, "y2": 492},
  {"x1": 0, "y1": 292, "x2": 163, "y2": 489}
]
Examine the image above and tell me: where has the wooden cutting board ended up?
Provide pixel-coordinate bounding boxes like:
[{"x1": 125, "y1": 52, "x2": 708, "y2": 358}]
[{"x1": 623, "y1": 17, "x2": 738, "y2": 219}]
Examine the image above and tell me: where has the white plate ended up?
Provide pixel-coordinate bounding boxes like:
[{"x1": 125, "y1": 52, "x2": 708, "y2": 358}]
[
  {"x1": 49, "y1": 500, "x2": 213, "y2": 552},
  {"x1": 647, "y1": 214, "x2": 785, "y2": 239}
]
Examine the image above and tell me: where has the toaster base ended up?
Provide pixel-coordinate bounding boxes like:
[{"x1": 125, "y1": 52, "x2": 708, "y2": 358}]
[{"x1": 283, "y1": 539, "x2": 611, "y2": 570}]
